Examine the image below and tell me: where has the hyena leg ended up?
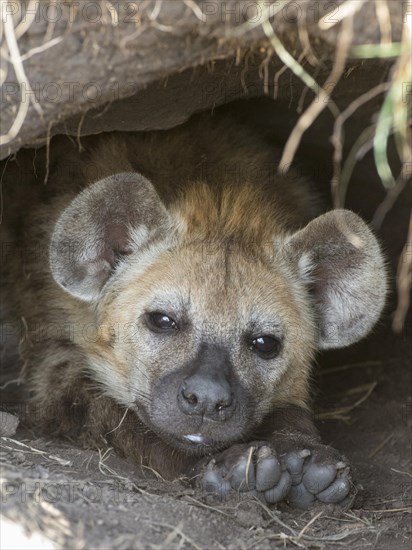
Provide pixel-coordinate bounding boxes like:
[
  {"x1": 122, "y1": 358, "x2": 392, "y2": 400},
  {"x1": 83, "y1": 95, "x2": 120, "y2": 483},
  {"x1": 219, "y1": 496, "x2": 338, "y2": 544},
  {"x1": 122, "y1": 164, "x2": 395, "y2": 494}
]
[
  {"x1": 197, "y1": 406, "x2": 354, "y2": 508},
  {"x1": 25, "y1": 351, "x2": 195, "y2": 479},
  {"x1": 86, "y1": 396, "x2": 198, "y2": 479}
]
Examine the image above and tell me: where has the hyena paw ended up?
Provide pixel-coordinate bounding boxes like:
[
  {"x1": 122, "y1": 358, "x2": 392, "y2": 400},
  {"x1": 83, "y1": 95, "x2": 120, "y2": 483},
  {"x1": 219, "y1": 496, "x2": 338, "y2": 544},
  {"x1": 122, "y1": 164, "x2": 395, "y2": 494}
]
[
  {"x1": 281, "y1": 442, "x2": 353, "y2": 509},
  {"x1": 200, "y1": 442, "x2": 292, "y2": 503},
  {"x1": 199, "y1": 441, "x2": 354, "y2": 509}
]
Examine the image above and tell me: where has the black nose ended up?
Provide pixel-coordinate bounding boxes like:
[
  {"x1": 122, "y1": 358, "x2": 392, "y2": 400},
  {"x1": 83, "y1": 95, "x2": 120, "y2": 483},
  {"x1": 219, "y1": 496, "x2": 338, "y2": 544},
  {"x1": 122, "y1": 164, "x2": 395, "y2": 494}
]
[{"x1": 178, "y1": 374, "x2": 234, "y2": 421}]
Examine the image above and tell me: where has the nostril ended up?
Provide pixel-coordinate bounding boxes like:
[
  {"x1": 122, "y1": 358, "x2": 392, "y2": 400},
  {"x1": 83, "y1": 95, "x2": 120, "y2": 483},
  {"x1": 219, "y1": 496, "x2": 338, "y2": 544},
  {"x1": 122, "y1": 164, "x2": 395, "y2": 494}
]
[
  {"x1": 185, "y1": 392, "x2": 198, "y2": 405},
  {"x1": 181, "y1": 385, "x2": 198, "y2": 406},
  {"x1": 215, "y1": 394, "x2": 233, "y2": 412},
  {"x1": 178, "y1": 378, "x2": 234, "y2": 419}
]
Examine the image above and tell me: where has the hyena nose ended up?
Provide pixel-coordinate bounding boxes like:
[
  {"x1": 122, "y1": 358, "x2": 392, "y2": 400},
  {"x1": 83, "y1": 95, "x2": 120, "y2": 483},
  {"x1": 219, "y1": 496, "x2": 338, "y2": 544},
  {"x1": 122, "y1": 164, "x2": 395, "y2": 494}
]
[{"x1": 178, "y1": 375, "x2": 234, "y2": 421}]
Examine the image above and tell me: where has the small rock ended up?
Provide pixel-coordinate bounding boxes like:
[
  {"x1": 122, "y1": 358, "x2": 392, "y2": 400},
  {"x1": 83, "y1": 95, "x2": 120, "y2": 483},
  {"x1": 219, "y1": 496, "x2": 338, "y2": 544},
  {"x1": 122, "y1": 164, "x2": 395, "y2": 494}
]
[
  {"x1": 12, "y1": 451, "x2": 26, "y2": 464},
  {"x1": 0, "y1": 412, "x2": 19, "y2": 437},
  {"x1": 34, "y1": 464, "x2": 50, "y2": 479}
]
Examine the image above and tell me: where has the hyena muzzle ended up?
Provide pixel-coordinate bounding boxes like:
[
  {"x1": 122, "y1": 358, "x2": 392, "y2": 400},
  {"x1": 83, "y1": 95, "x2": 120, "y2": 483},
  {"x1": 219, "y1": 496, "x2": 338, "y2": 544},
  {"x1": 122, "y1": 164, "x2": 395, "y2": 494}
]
[{"x1": 1, "y1": 112, "x2": 387, "y2": 509}]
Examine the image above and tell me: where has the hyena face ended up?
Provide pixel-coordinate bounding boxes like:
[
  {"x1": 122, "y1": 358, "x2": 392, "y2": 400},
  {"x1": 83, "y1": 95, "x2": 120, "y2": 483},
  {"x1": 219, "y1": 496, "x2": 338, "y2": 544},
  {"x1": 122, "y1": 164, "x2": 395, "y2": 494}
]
[
  {"x1": 50, "y1": 173, "x2": 387, "y2": 454},
  {"x1": 90, "y1": 241, "x2": 315, "y2": 453}
]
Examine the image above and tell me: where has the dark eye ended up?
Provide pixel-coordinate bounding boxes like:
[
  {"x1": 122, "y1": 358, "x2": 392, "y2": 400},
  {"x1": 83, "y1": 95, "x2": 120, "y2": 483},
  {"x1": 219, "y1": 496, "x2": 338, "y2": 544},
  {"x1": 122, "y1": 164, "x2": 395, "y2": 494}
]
[
  {"x1": 146, "y1": 312, "x2": 178, "y2": 332},
  {"x1": 251, "y1": 335, "x2": 280, "y2": 358}
]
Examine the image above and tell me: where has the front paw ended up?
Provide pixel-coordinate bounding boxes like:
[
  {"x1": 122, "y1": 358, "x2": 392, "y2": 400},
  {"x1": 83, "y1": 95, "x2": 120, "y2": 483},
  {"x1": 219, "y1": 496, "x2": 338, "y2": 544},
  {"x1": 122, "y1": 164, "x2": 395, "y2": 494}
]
[
  {"x1": 197, "y1": 440, "x2": 354, "y2": 509},
  {"x1": 199, "y1": 442, "x2": 292, "y2": 503},
  {"x1": 280, "y1": 441, "x2": 354, "y2": 509}
]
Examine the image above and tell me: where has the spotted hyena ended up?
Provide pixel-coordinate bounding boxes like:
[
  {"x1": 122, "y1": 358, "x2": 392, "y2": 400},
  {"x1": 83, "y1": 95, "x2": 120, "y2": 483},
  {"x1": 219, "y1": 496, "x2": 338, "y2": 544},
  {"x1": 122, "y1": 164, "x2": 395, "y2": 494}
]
[{"x1": 1, "y1": 112, "x2": 387, "y2": 508}]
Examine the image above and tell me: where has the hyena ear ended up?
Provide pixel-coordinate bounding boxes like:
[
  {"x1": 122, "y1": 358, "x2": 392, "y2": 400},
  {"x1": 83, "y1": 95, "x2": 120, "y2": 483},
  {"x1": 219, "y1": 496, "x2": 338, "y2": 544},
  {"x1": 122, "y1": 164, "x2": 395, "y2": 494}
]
[
  {"x1": 285, "y1": 209, "x2": 387, "y2": 349},
  {"x1": 50, "y1": 172, "x2": 170, "y2": 301}
]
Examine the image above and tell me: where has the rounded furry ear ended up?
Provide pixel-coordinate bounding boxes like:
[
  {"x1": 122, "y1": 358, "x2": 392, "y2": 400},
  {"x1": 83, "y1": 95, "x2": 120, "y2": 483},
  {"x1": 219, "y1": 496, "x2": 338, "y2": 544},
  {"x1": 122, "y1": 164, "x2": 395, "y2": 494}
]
[
  {"x1": 50, "y1": 172, "x2": 170, "y2": 301},
  {"x1": 285, "y1": 210, "x2": 387, "y2": 349}
]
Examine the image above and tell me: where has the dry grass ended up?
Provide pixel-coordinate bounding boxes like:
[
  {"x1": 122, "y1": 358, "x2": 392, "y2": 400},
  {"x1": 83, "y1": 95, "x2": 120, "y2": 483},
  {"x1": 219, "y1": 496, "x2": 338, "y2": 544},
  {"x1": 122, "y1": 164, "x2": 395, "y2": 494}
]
[
  {"x1": 1, "y1": 436, "x2": 72, "y2": 466},
  {"x1": 392, "y1": 213, "x2": 412, "y2": 332},
  {"x1": 316, "y1": 381, "x2": 378, "y2": 422},
  {"x1": 246, "y1": 1, "x2": 411, "y2": 330},
  {"x1": 250, "y1": 500, "x2": 380, "y2": 548}
]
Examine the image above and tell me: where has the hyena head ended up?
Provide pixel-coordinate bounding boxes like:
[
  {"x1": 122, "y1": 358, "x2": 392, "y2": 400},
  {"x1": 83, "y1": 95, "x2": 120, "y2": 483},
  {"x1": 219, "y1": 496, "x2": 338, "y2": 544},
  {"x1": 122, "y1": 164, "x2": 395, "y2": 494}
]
[{"x1": 50, "y1": 172, "x2": 387, "y2": 454}]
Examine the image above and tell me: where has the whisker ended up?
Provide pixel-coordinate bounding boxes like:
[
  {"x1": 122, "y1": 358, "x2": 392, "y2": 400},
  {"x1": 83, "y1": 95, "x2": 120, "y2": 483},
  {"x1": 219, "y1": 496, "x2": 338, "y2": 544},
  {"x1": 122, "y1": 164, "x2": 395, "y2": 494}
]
[{"x1": 105, "y1": 406, "x2": 130, "y2": 435}]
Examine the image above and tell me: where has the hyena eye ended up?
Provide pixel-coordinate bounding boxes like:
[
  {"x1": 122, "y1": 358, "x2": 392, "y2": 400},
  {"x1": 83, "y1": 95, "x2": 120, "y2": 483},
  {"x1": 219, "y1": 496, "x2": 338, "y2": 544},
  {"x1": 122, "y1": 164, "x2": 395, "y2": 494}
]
[
  {"x1": 146, "y1": 312, "x2": 178, "y2": 332},
  {"x1": 251, "y1": 335, "x2": 280, "y2": 358}
]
